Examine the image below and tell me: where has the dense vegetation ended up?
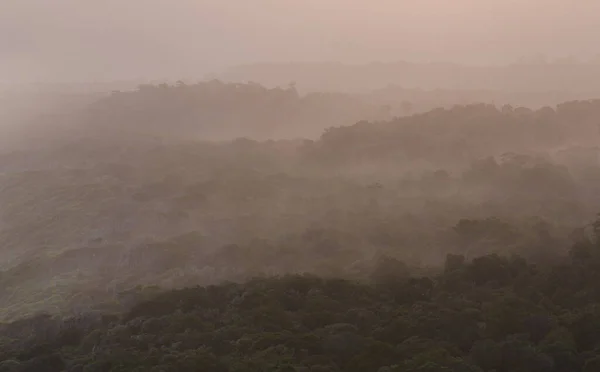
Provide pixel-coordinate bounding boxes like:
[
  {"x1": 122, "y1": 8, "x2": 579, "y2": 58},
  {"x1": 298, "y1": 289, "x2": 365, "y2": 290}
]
[
  {"x1": 3, "y1": 84, "x2": 600, "y2": 370},
  {"x1": 3, "y1": 128, "x2": 599, "y2": 322},
  {"x1": 5, "y1": 80, "x2": 594, "y2": 145},
  {"x1": 3, "y1": 232, "x2": 600, "y2": 371},
  {"x1": 83, "y1": 81, "x2": 389, "y2": 140},
  {"x1": 307, "y1": 100, "x2": 600, "y2": 168}
]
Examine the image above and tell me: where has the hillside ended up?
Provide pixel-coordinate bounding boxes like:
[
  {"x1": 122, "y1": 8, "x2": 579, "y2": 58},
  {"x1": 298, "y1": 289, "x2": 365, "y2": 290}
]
[
  {"x1": 2, "y1": 99, "x2": 600, "y2": 321},
  {"x1": 2, "y1": 93, "x2": 600, "y2": 371},
  {"x1": 3, "y1": 238, "x2": 600, "y2": 371},
  {"x1": 81, "y1": 81, "x2": 388, "y2": 141}
]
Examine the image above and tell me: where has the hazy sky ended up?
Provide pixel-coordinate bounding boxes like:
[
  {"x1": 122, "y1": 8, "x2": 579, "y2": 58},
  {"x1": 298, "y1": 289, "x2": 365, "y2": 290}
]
[{"x1": 2, "y1": 0, "x2": 600, "y2": 83}]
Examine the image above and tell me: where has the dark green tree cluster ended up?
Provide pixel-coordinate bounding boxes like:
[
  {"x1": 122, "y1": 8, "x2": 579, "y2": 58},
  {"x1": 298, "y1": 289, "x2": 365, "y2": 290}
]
[{"x1": 3, "y1": 227, "x2": 600, "y2": 371}]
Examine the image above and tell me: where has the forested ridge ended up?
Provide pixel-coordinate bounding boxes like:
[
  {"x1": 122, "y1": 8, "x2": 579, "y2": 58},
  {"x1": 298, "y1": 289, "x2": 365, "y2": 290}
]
[
  {"x1": 220, "y1": 61, "x2": 600, "y2": 93},
  {"x1": 82, "y1": 81, "x2": 388, "y2": 140},
  {"x1": 3, "y1": 83, "x2": 600, "y2": 371},
  {"x1": 3, "y1": 233, "x2": 600, "y2": 371},
  {"x1": 9, "y1": 80, "x2": 589, "y2": 145},
  {"x1": 306, "y1": 100, "x2": 600, "y2": 168}
]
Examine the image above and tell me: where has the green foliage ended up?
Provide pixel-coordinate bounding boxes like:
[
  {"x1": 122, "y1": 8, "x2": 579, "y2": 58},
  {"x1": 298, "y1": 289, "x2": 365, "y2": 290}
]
[
  {"x1": 1, "y1": 242, "x2": 600, "y2": 371},
  {"x1": 6, "y1": 92, "x2": 600, "y2": 370}
]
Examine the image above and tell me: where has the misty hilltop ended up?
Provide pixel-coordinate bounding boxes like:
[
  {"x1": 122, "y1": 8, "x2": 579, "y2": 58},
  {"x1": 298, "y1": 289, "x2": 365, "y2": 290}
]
[
  {"x1": 6, "y1": 1, "x2": 600, "y2": 370},
  {"x1": 2, "y1": 89, "x2": 600, "y2": 321},
  {"x1": 220, "y1": 61, "x2": 600, "y2": 94},
  {"x1": 3, "y1": 86, "x2": 600, "y2": 370}
]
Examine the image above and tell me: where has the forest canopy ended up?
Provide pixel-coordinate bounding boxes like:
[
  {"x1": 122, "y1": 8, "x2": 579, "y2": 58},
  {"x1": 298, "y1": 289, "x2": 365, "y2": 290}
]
[{"x1": 2, "y1": 83, "x2": 600, "y2": 371}]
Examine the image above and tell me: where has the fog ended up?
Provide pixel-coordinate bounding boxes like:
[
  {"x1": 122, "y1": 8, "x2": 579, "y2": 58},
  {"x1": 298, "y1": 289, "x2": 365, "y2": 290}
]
[
  {"x1": 3, "y1": 0, "x2": 600, "y2": 83},
  {"x1": 5, "y1": 3, "x2": 600, "y2": 371}
]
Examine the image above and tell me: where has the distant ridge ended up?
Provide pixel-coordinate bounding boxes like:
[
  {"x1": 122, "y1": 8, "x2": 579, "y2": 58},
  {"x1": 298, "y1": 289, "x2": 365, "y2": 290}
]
[{"x1": 219, "y1": 61, "x2": 600, "y2": 94}]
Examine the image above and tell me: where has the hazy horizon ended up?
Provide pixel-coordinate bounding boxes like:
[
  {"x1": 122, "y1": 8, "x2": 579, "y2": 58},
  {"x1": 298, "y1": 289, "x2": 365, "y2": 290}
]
[
  {"x1": 6, "y1": 4, "x2": 600, "y2": 370},
  {"x1": 3, "y1": 0, "x2": 600, "y2": 83}
]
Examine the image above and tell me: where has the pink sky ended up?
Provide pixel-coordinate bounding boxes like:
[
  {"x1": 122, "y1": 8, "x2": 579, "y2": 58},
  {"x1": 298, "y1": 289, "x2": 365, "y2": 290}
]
[{"x1": 1, "y1": 0, "x2": 600, "y2": 82}]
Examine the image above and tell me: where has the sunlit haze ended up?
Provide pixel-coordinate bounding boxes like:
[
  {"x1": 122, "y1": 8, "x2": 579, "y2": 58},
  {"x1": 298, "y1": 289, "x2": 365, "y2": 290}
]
[
  {"x1": 6, "y1": 2, "x2": 600, "y2": 370},
  {"x1": 2, "y1": 0, "x2": 600, "y2": 83}
]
